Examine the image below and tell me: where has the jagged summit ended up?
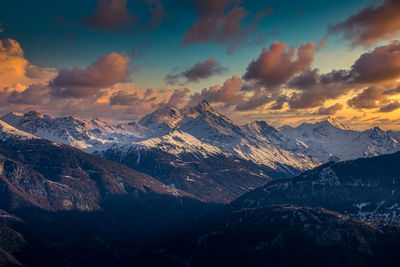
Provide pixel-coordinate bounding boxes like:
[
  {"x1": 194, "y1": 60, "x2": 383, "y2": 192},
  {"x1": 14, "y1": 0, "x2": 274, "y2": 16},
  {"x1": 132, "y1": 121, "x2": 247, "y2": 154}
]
[
  {"x1": 192, "y1": 99, "x2": 214, "y2": 113},
  {"x1": 324, "y1": 116, "x2": 350, "y2": 130},
  {"x1": 2, "y1": 104, "x2": 400, "y2": 175},
  {"x1": 244, "y1": 120, "x2": 271, "y2": 130},
  {"x1": 287, "y1": 116, "x2": 350, "y2": 132},
  {"x1": 21, "y1": 110, "x2": 52, "y2": 121},
  {"x1": 138, "y1": 104, "x2": 182, "y2": 129}
]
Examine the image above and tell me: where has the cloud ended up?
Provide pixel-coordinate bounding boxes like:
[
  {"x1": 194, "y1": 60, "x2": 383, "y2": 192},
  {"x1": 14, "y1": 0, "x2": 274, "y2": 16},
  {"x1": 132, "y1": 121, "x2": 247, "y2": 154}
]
[
  {"x1": 271, "y1": 40, "x2": 400, "y2": 111},
  {"x1": 287, "y1": 91, "x2": 328, "y2": 109},
  {"x1": 109, "y1": 90, "x2": 140, "y2": 106},
  {"x1": 281, "y1": 69, "x2": 352, "y2": 110},
  {"x1": 183, "y1": 0, "x2": 272, "y2": 53},
  {"x1": 348, "y1": 40, "x2": 400, "y2": 83},
  {"x1": 187, "y1": 75, "x2": 244, "y2": 107},
  {"x1": 309, "y1": 41, "x2": 400, "y2": 85},
  {"x1": 226, "y1": 7, "x2": 274, "y2": 54},
  {"x1": 82, "y1": 0, "x2": 167, "y2": 31},
  {"x1": 384, "y1": 85, "x2": 400, "y2": 96},
  {"x1": 183, "y1": 0, "x2": 246, "y2": 44},
  {"x1": 165, "y1": 57, "x2": 227, "y2": 85},
  {"x1": 0, "y1": 39, "x2": 28, "y2": 88},
  {"x1": 25, "y1": 65, "x2": 57, "y2": 79},
  {"x1": 347, "y1": 86, "x2": 386, "y2": 109},
  {"x1": 243, "y1": 41, "x2": 314, "y2": 88},
  {"x1": 235, "y1": 89, "x2": 272, "y2": 111},
  {"x1": 329, "y1": 0, "x2": 400, "y2": 47},
  {"x1": 50, "y1": 52, "x2": 131, "y2": 98},
  {"x1": 6, "y1": 83, "x2": 49, "y2": 105},
  {"x1": 145, "y1": 0, "x2": 167, "y2": 29},
  {"x1": 0, "y1": 38, "x2": 56, "y2": 89},
  {"x1": 270, "y1": 94, "x2": 288, "y2": 110},
  {"x1": 82, "y1": 0, "x2": 136, "y2": 30},
  {"x1": 287, "y1": 68, "x2": 319, "y2": 90},
  {"x1": 379, "y1": 101, "x2": 400, "y2": 113},
  {"x1": 0, "y1": 38, "x2": 23, "y2": 56},
  {"x1": 316, "y1": 103, "x2": 343, "y2": 115},
  {"x1": 345, "y1": 82, "x2": 400, "y2": 112},
  {"x1": 167, "y1": 88, "x2": 190, "y2": 107},
  {"x1": 316, "y1": 36, "x2": 329, "y2": 51}
]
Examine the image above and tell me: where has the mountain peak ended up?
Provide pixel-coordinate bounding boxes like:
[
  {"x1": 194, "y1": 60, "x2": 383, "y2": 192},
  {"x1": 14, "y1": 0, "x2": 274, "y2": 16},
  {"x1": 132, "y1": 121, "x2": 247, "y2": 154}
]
[
  {"x1": 248, "y1": 120, "x2": 270, "y2": 128},
  {"x1": 154, "y1": 104, "x2": 180, "y2": 115},
  {"x1": 138, "y1": 105, "x2": 182, "y2": 129},
  {"x1": 193, "y1": 100, "x2": 214, "y2": 113},
  {"x1": 24, "y1": 110, "x2": 45, "y2": 118},
  {"x1": 322, "y1": 117, "x2": 350, "y2": 130}
]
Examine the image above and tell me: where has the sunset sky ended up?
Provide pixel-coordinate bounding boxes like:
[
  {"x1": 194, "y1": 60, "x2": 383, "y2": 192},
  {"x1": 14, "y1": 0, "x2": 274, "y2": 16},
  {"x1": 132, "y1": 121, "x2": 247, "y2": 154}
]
[{"x1": 1, "y1": 0, "x2": 400, "y2": 129}]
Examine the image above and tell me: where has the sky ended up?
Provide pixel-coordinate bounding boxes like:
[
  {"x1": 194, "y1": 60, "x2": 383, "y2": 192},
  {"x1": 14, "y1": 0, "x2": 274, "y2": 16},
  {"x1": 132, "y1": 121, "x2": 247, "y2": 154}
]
[{"x1": 1, "y1": 0, "x2": 400, "y2": 130}]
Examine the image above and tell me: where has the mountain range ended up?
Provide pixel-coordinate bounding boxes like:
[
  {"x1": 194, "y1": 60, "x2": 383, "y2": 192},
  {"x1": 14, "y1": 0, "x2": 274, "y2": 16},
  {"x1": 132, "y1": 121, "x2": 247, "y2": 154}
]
[
  {"x1": 1, "y1": 101, "x2": 400, "y2": 265},
  {"x1": 1, "y1": 100, "x2": 400, "y2": 203}
]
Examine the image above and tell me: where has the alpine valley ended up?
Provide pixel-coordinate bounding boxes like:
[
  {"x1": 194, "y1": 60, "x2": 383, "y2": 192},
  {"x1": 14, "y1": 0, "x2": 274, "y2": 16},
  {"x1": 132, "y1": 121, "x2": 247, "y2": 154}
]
[{"x1": 1, "y1": 101, "x2": 400, "y2": 266}]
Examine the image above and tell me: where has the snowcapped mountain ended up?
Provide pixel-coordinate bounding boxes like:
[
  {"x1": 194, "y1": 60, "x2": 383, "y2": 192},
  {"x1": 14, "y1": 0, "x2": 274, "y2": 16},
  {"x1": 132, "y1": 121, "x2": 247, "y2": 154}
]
[
  {"x1": 0, "y1": 119, "x2": 38, "y2": 141},
  {"x1": 1, "y1": 111, "x2": 107, "y2": 150},
  {"x1": 1, "y1": 111, "x2": 147, "y2": 151},
  {"x1": 280, "y1": 118, "x2": 400, "y2": 162},
  {"x1": 2, "y1": 101, "x2": 400, "y2": 184},
  {"x1": 97, "y1": 129, "x2": 273, "y2": 203},
  {"x1": 142, "y1": 101, "x2": 319, "y2": 174},
  {"x1": 138, "y1": 104, "x2": 182, "y2": 130}
]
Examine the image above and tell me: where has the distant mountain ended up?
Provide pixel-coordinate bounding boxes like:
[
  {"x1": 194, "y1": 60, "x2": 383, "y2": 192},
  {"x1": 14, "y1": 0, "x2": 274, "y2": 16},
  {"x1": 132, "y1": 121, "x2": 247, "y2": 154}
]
[
  {"x1": 3, "y1": 102, "x2": 399, "y2": 173},
  {"x1": 232, "y1": 151, "x2": 400, "y2": 221},
  {"x1": 136, "y1": 205, "x2": 400, "y2": 267},
  {"x1": 3, "y1": 101, "x2": 400, "y2": 204},
  {"x1": 280, "y1": 118, "x2": 400, "y2": 162}
]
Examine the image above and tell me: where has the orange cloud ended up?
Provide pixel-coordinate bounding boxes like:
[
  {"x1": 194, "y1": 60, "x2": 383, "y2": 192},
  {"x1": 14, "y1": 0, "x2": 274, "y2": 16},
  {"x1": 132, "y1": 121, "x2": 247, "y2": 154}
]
[
  {"x1": 316, "y1": 103, "x2": 343, "y2": 115},
  {"x1": 0, "y1": 38, "x2": 56, "y2": 89},
  {"x1": 379, "y1": 101, "x2": 400, "y2": 113}
]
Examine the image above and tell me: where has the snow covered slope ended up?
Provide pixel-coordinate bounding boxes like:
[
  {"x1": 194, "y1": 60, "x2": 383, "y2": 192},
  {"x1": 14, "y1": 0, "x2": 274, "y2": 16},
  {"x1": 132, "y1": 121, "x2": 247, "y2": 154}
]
[
  {"x1": 1, "y1": 111, "x2": 146, "y2": 151},
  {"x1": 280, "y1": 118, "x2": 400, "y2": 162},
  {"x1": 0, "y1": 119, "x2": 37, "y2": 141},
  {"x1": 2, "y1": 101, "x2": 400, "y2": 177}
]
